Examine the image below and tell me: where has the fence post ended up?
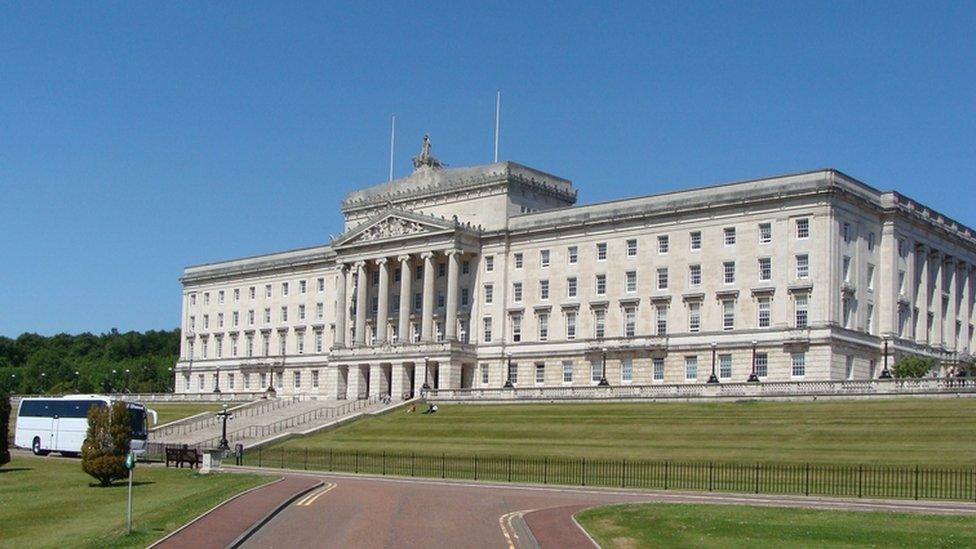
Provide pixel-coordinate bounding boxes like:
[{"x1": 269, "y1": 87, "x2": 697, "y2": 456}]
[
  {"x1": 383, "y1": 451, "x2": 386, "y2": 476},
  {"x1": 508, "y1": 455, "x2": 512, "y2": 483},
  {"x1": 622, "y1": 459, "x2": 627, "y2": 489},
  {"x1": 914, "y1": 465, "x2": 919, "y2": 500},
  {"x1": 280, "y1": 447, "x2": 284, "y2": 469},
  {"x1": 708, "y1": 461, "x2": 713, "y2": 492},
  {"x1": 582, "y1": 457, "x2": 586, "y2": 487},
  {"x1": 664, "y1": 460, "x2": 669, "y2": 490},
  {"x1": 329, "y1": 448, "x2": 333, "y2": 472},
  {"x1": 544, "y1": 456, "x2": 548, "y2": 485},
  {"x1": 755, "y1": 463, "x2": 760, "y2": 494},
  {"x1": 355, "y1": 450, "x2": 359, "y2": 474},
  {"x1": 474, "y1": 455, "x2": 478, "y2": 480},
  {"x1": 411, "y1": 452, "x2": 415, "y2": 477},
  {"x1": 804, "y1": 463, "x2": 809, "y2": 496},
  {"x1": 258, "y1": 446, "x2": 262, "y2": 468},
  {"x1": 442, "y1": 453, "x2": 446, "y2": 479},
  {"x1": 304, "y1": 448, "x2": 308, "y2": 471},
  {"x1": 858, "y1": 465, "x2": 863, "y2": 498}
]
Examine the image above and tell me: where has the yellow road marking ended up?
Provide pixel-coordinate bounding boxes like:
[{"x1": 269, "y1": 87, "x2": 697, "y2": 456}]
[
  {"x1": 295, "y1": 483, "x2": 337, "y2": 506},
  {"x1": 498, "y1": 509, "x2": 535, "y2": 549}
]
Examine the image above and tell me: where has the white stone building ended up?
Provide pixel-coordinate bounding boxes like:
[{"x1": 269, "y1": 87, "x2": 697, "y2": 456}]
[{"x1": 175, "y1": 138, "x2": 976, "y2": 398}]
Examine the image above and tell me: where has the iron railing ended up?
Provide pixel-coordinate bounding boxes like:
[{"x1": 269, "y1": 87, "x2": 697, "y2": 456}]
[{"x1": 149, "y1": 398, "x2": 295, "y2": 439}]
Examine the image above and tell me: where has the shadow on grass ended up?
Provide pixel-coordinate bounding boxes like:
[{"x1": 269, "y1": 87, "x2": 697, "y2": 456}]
[
  {"x1": 87, "y1": 480, "x2": 156, "y2": 488},
  {"x1": 0, "y1": 467, "x2": 32, "y2": 473}
]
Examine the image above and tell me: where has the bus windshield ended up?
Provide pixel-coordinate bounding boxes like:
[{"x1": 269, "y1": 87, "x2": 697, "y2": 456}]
[{"x1": 128, "y1": 408, "x2": 148, "y2": 439}]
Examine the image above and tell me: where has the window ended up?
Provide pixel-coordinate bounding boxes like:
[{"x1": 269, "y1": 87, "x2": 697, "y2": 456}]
[
  {"x1": 538, "y1": 313, "x2": 549, "y2": 341},
  {"x1": 842, "y1": 222, "x2": 851, "y2": 243},
  {"x1": 514, "y1": 253, "x2": 523, "y2": 269},
  {"x1": 796, "y1": 254, "x2": 809, "y2": 279},
  {"x1": 462, "y1": 260, "x2": 469, "y2": 274},
  {"x1": 485, "y1": 256, "x2": 494, "y2": 272},
  {"x1": 657, "y1": 235, "x2": 669, "y2": 254},
  {"x1": 719, "y1": 354, "x2": 732, "y2": 379},
  {"x1": 759, "y1": 222, "x2": 772, "y2": 244},
  {"x1": 249, "y1": 286, "x2": 256, "y2": 300},
  {"x1": 724, "y1": 227, "x2": 736, "y2": 246},
  {"x1": 437, "y1": 263, "x2": 446, "y2": 277},
  {"x1": 621, "y1": 359, "x2": 633, "y2": 382},
  {"x1": 233, "y1": 288, "x2": 240, "y2": 302},
  {"x1": 791, "y1": 352, "x2": 806, "y2": 377},
  {"x1": 483, "y1": 317, "x2": 493, "y2": 342},
  {"x1": 689, "y1": 265, "x2": 702, "y2": 286},
  {"x1": 627, "y1": 239, "x2": 638, "y2": 257},
  {"x1": 294, "y1": 371, "x2": 302, "y2": 389},
  {"x1": 299, "y1": 280, "x2": 307, "y2": 294},
  {"x1": 657, "y1": 268, "x2": 668, "y2": 290},
  {"x1": 218, "y1": 290, "x2": 224, "y2": 304},
  {"x1": 215, "y1": 337, "x2": 222, "y2": 358},
  {"x1": 280, "y1": 306, "x2": 288, "y2": 322},
  {"x1": 723, "y1": 261, "x2": 736, "y2": 284},
  {"x1": 624, "y1": 306, "x2": 636, "y2": 337},
  {"x1": 540, "y1": 280, "x2": 550, "y2": 300},
  {"x1": 689, "y1": 302, "x2": 701, "y2": 333},
  {"x1": 278, "y1": 333, "x2": 287, "y2": 355},
  {"x1": 297, "y1": 332, "x2": 305, "y2": 354},
  {"x1": 566, "y1": 311, "x2": 577, "y2": 339},
  {"x1": 690, "y1": 231, "x2": 702, "y2": 251},
  {"x1": 436, "y1": 293, "x2": 444, "y2": 309},
  {"x1": 258, "y1": 334, "x2": 265, "y2": 356},
  {"x1": 217, "y1": 313, "x2": 224, "y2": 328},
  {"x1": 282, "y1": 282, "x2": 289, "y2": 296},
  {"x1": 568, "y1": 246, "x2": 578, "y2": 264},
  {"x1": 898, "y1": 238, "x2": 907, "y2": 257},
  {"x1": 259, "y1": 373, "x2": 267, "y2": 388},
  {"x1": 591, "y1": 361, "x2": 602, "y2": 383},
  {"x1": 508, "y1": 362, "x2": 519, "y2": 384},
  {"x1": 316, "y1": 302, "x2": 324, "y2": 320},
  {"x1": 299, "y1": 304, "x2": 306, "y2": 321},
  {"x1": 842, "y1": 256, "x2": 852, "y2": 282},
  {"x1": 233, "y1": 311, "x2": 239, "y2": 327},
  {"x1": 796, "y1": 218, "x2": 809, "y2": 239},
  {"x1": 685, "y1": 356, "x2": 698, "y2": 381},
  {"x1": 481, "y1": 364, "x2": 489, "y2": 385},
  {"x1": 596, "y1": 242, "x2": 607, "y2": 261},
  {"x1": 562, "y1": 361, "x2": 573, "y2": 383},
  {"x1": 567, "y1": 277, "x2": 578, "y2": 298},
  {"x1": 867, "y1": 265, "x2": 876, "y2": 291},
  {"x1": 190, "y1": 294, "x2": 196, "y2": 306},
  {"x1": 842, "y1": 298, "x2": 853, "y2": 329},
  {"x1": 201, "y1": 339, "x2": 208, "y2": 358},
  {"x1": 897, "y1": 270, "x2": 905, "y2": 295},
  {"x1": 203, "y1": 314, "x2": 209, "y2": 329},
  {"x1": 535, "y1": 363, "x2": 545, "y2": 384},
  {"x1": 656, "y1": 306, "x2": 668, "y2": 335},
  {"x1": 540, "y1": 249, "x2": 550, "y2": 268},
  {"x1": 795, "y1": 294, "x2": 809, "y2": 328},
  {"x1": 189, "y1": 315, "x2": 195, "y2": 330},
  {"x1": 244, "y1": 373, "x2": 251, "y2": 390},
  {"x1": 867, "y1": 233, "x2": 875, "y2": 251},
  {"x1": 722, "y1": 299, "x2": 735, "y2": 331},
  {"x1": 594, "y1": 309, "x2": 606, "y2": 338},
  {"x1": 312, "y1": 369, "x2": 320, "y2": 389},
  {"x1": 653, "y1": 358, "x2": 665, "y2": 381},
  {"x1": 248, "y1": 310, "x2": 255, "y2": 325},
  {"x1": 596, "y1": 274, "x2": 607, "y2": 296},
  {"x1": 513, "y1": 282, "x2": 523, "y2": 303},
  {"x1": 265, "y1": 284, "x2": 272, "y2": 298},
  {"x1": 315, "y1": 331, "x2": 323, "y2": 353},
  {"x1": 755, "y1": 353, "x2": 768, "y2": 378},
  {"x1": 845, "y1": 356, "x2": 855, "y2": 380},
  {"x1": 414, "y1": 292, "x2": 422, "y2": 312},
  {"x1": 758, "y1": 297, "x2": 771, "y2": 328},
  {"x1": 626, "y1": 271, "x2": 637, "y2": 293},
  {"x1": 511, "y1": 315, "x2": 522, "y2": 342},
  {"x1": 415, "y1": 266, "x2": 422, "y2": 280},
  {"x1": 318, "y1": 277, "x2": 325, "y2": 292},
  {"x1": 484, "y1": 284, "x2": 494, "y2": 304},
  {"x1": 759, "y1": 258, "x2": 772, "y2": 281}
]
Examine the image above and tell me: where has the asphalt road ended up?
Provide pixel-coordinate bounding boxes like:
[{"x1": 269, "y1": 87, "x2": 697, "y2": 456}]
[{"x1": 232, "y1": 468, "x2": 976, "y2": 549}]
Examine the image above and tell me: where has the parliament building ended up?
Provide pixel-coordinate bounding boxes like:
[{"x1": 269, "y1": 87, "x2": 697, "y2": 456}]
[{"x1": 174, "y1": 137, "x2": 976, "y2": 398}]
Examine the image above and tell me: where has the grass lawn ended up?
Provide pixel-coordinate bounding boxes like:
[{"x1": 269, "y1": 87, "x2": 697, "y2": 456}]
[
  {"x1": 0, "y1": 455, "x2": 269, "y2": 548},
  {"x1": 150, "y1": 402, "x2": 243, "y2": 427},
  {"x1": 268, "y1": 399, "x2": 976, "y2": 465},
  {"x1": 576, "y1": 503, "x2": 976, "y2": 548}
]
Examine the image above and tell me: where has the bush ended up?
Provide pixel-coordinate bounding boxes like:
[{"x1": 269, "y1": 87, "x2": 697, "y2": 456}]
[
  {"x1": 892, "y1": 355, "x2": 934, "y2": 379},
  {"x1": 81, "y1": 402, "x2": 131, "y2": 486},
  {"x1": 0, "y1": 392, "x2": 9, "y2": 467}
]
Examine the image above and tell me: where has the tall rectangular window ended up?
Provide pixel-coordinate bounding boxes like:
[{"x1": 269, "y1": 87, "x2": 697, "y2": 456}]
[
  {"x1": 316, "y1": 302, "x2": 324, "y2": 320},
  {"x1": 689, "y1": 264, "x2": 702, "y2": 286},
  {"x1": 538, "y1": 313, "x2": 549, "y2": 341},
  {"x1": 513, "y1": 282, "x2": 523, "y2": 303},
  {"x1": 685, "y1": 356, "x2": 698, "y2": 381},
  {"x1": 796, "y1": 254, "x2": 809, "y2": 279},
  {"x1": 539, "y1": 280, "x2": 550, "y2": 300},
  {"x1": 719, "y1": 354, "x2": 732, "y2": 379},
  {"x1": 759, "y1": 258, "x2": 772, "y2": 281},
  {"x1": 484, "y1": 284, "x2": 494, "y2": 304},
  {"x1": 657, "y1": 235, "x2": 669, "y2": 254},
  {"x1": 318, "y1": 277, "x2": 325, "y2": 292},
  {"x1": 485, "y1": 255, "x2": 494, "y2": 272},
  {"x1": 842, "y1": 222, "x2": 851, "y2": 243},
  {"x1": 514, "y1": 253, "x2": 523, "y2": 269},
  {"x1": 249, "y1": 286, "x2": 256, "y2": 300},
  {"x1": 218, "y1": 290, "x2": 225, "y2": 304},
  {"x1": 689, "y1": 302, "x2": 701, "y2": 333},
  {"x1": 653, "y1": 358, "x2": 665, "y2": 381},
  {"x1": 866, "y1": 303, "x2": 875, "y2": 334},
  {"x1": 690, "y1": 231, "x2": 702, "y2": 251},
  {"x1": 535, "y1": 363, "x2": 545, "y2": 384},
  {"x1": 294, "y1": 371, "x2": 302, "y2": 389},
  {"x1": 594, "y1": 309, "x2": 606, "y2": 338},
  {"x1": 724, "y1": 261, "x2": 736, "y2": 284},
  {"x1": 508, "y1": 362, "x2": 519, "y2": 384},
  {"x1": 722, "y1": 299, "x2": 735, "y2": 331},
  {"x1": 566, "y1": 311, "x2": 577, "y2": 340},
  {"x1": 483, "y1": 317, "x2": 493, "y2": 342},
  {"x1": 299, "y1": 280, "x2": 307, "y2": 294},
  {"x1": 265, "y1": 284, "x2": 272, "y2": 298},
  {"x1": 596, "y1": 274, "x2": 606, "y2": 296},
  {"x1": 791, "y1": 352, "x2": 806, "y2": 377},
  {"x1": 299, "y1": 304, "x2": 306, "y2": 321},
  {"x1": 758, "y1": 297, "x2": 771, "y2": 328},
  {"x1": 596, "y1": 242, "x2": 607, "y2": 261},
  {"x1": 511, "y1": 315, "x2": 522, "y2": 342},
  {"x1": 540, "y1": 249, "x2": 550, "y2": 268},
  {"x1": 796, "y1": 218, "x2": 810, "y2": 239},
  {"x1": 315, "y1": 331, "x2": 323, "y2": 353},
  {"x1": 562, "y1": 361, "x2": 573, "y2": 383},
  {"x1": 481, "y1": 364, "x2": 489, "y2": 385},
  {"x1": 297, "y1": 332, "x2": 305, "y2": 354},
  {"x1": 755, "y1": 353, "x2": 768, "y2": 378},
  {"x1": 724, "y1": 227, "x2": 736, "y2": 246},
  {"x1": 657, "y1": 268, "x2": 668, "y2": 290},
  {"x1": 867, "y1": 265, "x2": 876, "y2": 291},
  {"x1": 567, "y1": 277, "x2": 578, "y2": 298},
  {"x1": 795, "y1": 294, "x2": 809, "y2": 328},
  {"x1": 568, "y1": 246, "x2": 578, "y2": 264},
  {"x1": 627, "y1": 239, "x2": 638, "y2": 257},
  {"x1": 624, "y1": 306, "x2": 636, "y2": 337},
  {"x1": 282, "y1": 282, "x2": 289, "y2": 296},
  {"x1": 626, "y1": 271, "x2": 637, "y2": 293},
  {"x1": 656, "y1": 305, "x2": 668, "y2": 335},
  {"x1": 591, "y1": 361, "x2": 602, "y2": 383},
  {"x1": 759, "y1": 222, "x2": 772, "y2": 244},
  {"x1": 233, "y1": 288, "x2": 240, "y2": 302},
  {"x1": 843, "y1": 256, "x2": 852, "y2": 282},
  {"x1": 280, "y1": 306, "x2": 288, "y2": 322},
  {"x1": 621, "y1": 359, "x2": 633, "y2": 382}
]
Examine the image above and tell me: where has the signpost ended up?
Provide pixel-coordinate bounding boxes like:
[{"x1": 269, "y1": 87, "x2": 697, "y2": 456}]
[{"x1": 125, "y1": 451, "x2": 136, "y2": 534}]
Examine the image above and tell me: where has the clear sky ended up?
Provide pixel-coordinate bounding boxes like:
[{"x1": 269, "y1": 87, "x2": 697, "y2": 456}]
[{"x1": 1, "y1": 2, "x2": 973, "y2": 337}]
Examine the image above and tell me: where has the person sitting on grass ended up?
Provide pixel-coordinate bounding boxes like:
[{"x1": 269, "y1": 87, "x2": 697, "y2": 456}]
[{"x1": 422, "y1": 403, "x2": 438, "y2": 414}]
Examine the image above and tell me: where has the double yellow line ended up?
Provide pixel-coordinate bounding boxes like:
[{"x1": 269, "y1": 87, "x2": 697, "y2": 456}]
[
  {"x1": 294, "y1": 482, "x2": 337, "y2": 507},
  {"x1": 498, "y1": 508, "x2": 535, "y2": 549}
]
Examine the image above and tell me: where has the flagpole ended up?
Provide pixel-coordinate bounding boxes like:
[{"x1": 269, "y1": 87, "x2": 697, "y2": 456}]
[
  {"x1": 493, "y1": 90, "x2": 500, "y2": 162},
  {"x1": 389, "y1": 115, "x2": 396, "y2": 181}
]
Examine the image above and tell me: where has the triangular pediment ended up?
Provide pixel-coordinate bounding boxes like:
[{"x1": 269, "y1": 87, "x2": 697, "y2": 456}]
[{"x1": 332, "y1": 209, "x2": 456, "y2": 248}]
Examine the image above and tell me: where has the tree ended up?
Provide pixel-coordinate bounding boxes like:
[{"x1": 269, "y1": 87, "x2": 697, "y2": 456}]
[
  {"x1": 0, "y1": 391, "x2": 10, "y2": 467},
  {"x1": 81, "y1": 402, "x2": 131, "y2": 486},
  {"x1": 892, "y1": 355, "x2": 934, "y2": 379}
]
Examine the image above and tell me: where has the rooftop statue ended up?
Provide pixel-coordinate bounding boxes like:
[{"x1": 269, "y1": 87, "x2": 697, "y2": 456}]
[{"x1": 411, "y1": 134, "x2": 443, "y2": 170}]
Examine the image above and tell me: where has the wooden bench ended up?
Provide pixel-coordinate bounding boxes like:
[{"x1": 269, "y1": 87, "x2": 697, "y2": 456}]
[{"x1": 165, "y1": 446, "x2": 202, "y2": 468}]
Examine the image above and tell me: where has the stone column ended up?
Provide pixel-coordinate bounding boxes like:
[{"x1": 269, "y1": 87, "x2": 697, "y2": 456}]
[
  {"x1": 879, "y1": 222, "x2": 898, "y2": 336},
  {"x1": 414, "y1": 359, "x2": 428, "y2": 391},
  {"x1": 375, "y1": 258, "x2": 390, "y2": 345},
  {"x1": 398, "y1": 255, "x2": 412, "y2": 343},
  {"x1": 368, "y1": 364, "x2": 383, "y2": 398},
  {"x1": 445, "y1": 250, "x2": 460, "y2": 341},
  {"x1": 421, "y1": 252, "x2": 435, "y2": 342},
  {"x1": 354, "y1": 261, "x2": 367, "y2": 347},
  {"x1": 958, "y1": 264, "x2": 970, "y2": 353},
  {"x1": 347, "y1": 365, "x2": 368, "y2": 399},
  {"x1": 391, "y1": 363, "x2": 406, "y2": 400},
  {"x1": 946, "y1": 258, "x2": 958, "y2": 351},
  {"x1": 334, "y1": 265, "x2": 347, "y2": 348},
  {"x1": 915, "y1": 245, "x2": 929, "y2": 345},
  {"x1": 932, "y1": 251, "x2": 944, "y2": 347}
]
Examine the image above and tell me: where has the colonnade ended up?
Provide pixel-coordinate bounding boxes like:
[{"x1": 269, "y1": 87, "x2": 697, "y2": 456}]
[{"x1": 912, "y1": 244, "x2": 975, "y2": 354}]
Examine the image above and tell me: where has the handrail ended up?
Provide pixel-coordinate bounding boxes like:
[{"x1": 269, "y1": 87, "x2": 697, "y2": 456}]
[{"x1": 149, "y1": 398, "x2": 296, "y2": 439}]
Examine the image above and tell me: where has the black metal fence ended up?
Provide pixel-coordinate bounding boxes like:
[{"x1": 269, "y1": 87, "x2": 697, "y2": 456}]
[{"x1": 241, "y1": 447, "x2": 976, "y2": 503}]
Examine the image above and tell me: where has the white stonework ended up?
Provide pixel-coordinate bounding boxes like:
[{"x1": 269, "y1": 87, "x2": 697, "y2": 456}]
[{"x1": 174, "y1": 139, "x2": 976, "y2": 398}]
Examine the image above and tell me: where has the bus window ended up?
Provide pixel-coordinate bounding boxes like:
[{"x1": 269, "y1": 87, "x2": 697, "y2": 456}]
[{"x1": 128, "y1": 408, "x2": 148, "y2": 438}]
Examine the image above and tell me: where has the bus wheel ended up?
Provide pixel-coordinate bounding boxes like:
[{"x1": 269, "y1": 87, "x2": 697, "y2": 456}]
[{"x1": 31, "y1": 437, "x2": 49, "y2": 456}]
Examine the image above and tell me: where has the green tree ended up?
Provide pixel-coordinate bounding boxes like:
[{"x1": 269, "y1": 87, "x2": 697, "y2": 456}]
[
  {"x1": 81, "y1": 402, "x2": 131, "y2": 486},
  {"x1": 892, "y1": 355, "x2": 934, "y2": 379},
  {"x1": 0, "y1": 391, "x2": 10, "y2": 467}
]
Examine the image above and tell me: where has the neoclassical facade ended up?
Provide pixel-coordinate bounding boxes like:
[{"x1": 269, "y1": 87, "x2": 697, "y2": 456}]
[{"x1": 175, "y1": 138, "x2": 976, "y2": 398}]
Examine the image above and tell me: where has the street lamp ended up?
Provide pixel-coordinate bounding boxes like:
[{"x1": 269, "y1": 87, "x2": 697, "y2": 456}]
[
  {"x1": 598, "y1": 347, "x2": 610, "y2": 386},
  {"x1": 125, "y1": 368, "x2": 131, "y2": 393},
  {"x1": 167, "y1": 367, "x2": 174, "y2": 392},
  {"x1": 879, "y1": 337, "x2": 893, "y2": 379},
  {"x1": 216, "y1": 404, "x2": 233, "y2": 452},
  {"x1": 707, "y1": 342, "x2": 720, "y2": 384},
  {"x1": 422, "y1": 356, "x2": 431, "y2": 390},
  {"x1": 213, "y1": 365, "x2": 222, "y2": 393},
  {"x1": 73, "y1": 371, "x2": 81, "y2": 392},
  {"x1": 267, "y1": 362, "x2": 276, "y2": 394},
  {"x1": 747, "y1": 340, "x2": 760, "y2": 382},
  {"x1": 111, "y1": 369, "x2": 117, "y2": 393},
  {"x1": 503, "y1": 353, "x2": 513, "y2": 388}
]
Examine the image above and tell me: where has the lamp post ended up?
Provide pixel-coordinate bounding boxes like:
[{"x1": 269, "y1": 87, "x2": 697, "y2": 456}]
[
  {"x1": 73, "y1": 371, "x2": 81, "y2": 392},
  {"x1": 267, "y1": 362, "x2": 276, "y2": 394},
  {"x1": 167, "y1": 367, "x2": 174, "y2": 392},
  {"x1": 422, "y1": 356, "x2": 431, "y2": 390},
  {"x1": 503, "y1": 353, "x2": 513, "y2": 388},
  {"x1": 125, "y1": 368, "x2": 131, "y2": 393},
  {"x1": 879, "y1": 337, "x2": 893, "y2": 379},
  {"x1": 213, "y1": 365, "x2": 221, "y2": 393},
  {"x1": 748, "y1": 340, "x2": 760, "y2": 382},
  {"x1": 707, "y1": 342, "x2": 719, "y2": 384},
  {"x1": 598, "y1": 347, "x2": 610, "y2": 386},
  {"x1": 111, "y1": 369, "x2": 118, "y2": 393},
  {"x1": 216, "y1": 404, "x2": 233, "y2": 452}
]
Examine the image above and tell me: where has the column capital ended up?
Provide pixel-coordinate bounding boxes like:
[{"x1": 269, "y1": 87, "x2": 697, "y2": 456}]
[
  {"x1": 420, "y1": 251, "x2": 435, "y2": 261},
  {"x1": 375, "y1": 257, "x2": 388, "y2": 266},
  {"x1": 354, "y1": 260, "x2": 367, "y2": 269},
  {"x1": 444, "y1": 249, "x2": 461, "y2": 257},
  {"x1": 397, "y1": 254, "x2": 412, "y2": 263}
]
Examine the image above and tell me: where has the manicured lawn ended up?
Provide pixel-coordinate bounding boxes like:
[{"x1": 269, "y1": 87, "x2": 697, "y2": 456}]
[
  {"x1": 0, "y1": 455, "x2": 268, "y2": 548},
  {"x1": 268, "y1": 399, "x2": 976, "y2": 465},
  {"x1": 576, "y1": 503, "x2": 976, "y2": 548},
  {"x1": 150, "y1": 402, "x2": 242, "y2": 427}
]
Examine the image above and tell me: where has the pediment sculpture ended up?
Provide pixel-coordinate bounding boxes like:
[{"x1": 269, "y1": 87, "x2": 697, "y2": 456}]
[{"x1": 356, "y1": 216, "x2": 428, "y2": 242}]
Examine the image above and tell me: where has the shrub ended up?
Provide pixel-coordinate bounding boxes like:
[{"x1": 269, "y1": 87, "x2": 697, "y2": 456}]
[
  {"x1": 81, "y1": 401, "x2": 131, "y2": 486},
  {"x1": 0, "y1": 392, "x2": 9, "y2": 467},
  {"x1": 892, "y1": 355, "x2": 934, "y2": 379}
]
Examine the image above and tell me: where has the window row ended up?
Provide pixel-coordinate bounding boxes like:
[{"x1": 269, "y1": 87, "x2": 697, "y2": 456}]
[{"x1": 190, "y1": 278, "x2": 327, "y2": 306}]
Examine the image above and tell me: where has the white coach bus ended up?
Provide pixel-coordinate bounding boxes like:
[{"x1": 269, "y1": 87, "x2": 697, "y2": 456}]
[{"x1": 14, "y1": 395, "x2": 157, "y2": 456}]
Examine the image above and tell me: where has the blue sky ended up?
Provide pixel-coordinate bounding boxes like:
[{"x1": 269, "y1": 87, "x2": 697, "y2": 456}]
[{"x1": 1, "y1": 2, "x2": 973, "y2": 337}]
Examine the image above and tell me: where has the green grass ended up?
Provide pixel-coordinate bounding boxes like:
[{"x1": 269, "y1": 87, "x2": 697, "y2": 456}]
[
  {"x1": 150, "y1": 402, "x2": 242, "y2": 427},
  {"x1": 0, "y1": 455, "x2": 268, "y2": 548},
  {"x1": 576, "y1": 503, "x2": 976, "y2": 548},
  {"x1": 267, "y1": 399, "x2": 976, "y2": 465}
]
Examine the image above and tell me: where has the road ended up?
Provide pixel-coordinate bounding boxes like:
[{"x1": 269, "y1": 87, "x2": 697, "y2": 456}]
[{"x1": 233, "y1": 467, "x2": 976, "y2": 549}]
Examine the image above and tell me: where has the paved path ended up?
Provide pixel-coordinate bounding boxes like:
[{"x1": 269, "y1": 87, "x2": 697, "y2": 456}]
[
  {"x1": 153, "y1": 475, "x2": 322, "y2": 549},
  {"x1": 230, "y1": 467, "x2": 976, "y2": 549}
]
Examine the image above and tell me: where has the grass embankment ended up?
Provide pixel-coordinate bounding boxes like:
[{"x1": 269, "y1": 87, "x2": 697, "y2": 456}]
[
  {"x1": 150, "y1": 402, "x2": 242, "y2": 427},
  {"x1": 266, "y1": 399, "x2": 976, "y2": 465},
  {"x1": 576, "y1": 503, "x2": 976, "y2": 548},
  {"x1": 0, "y1": 455, "x2": 268, "y2": 548}
]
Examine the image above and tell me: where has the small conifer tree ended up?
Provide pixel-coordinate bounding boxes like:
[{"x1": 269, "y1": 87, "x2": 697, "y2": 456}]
[
  {"x1": 0, "y1": 392, "x2": 10, "y2": 467},
  {"x1": 81, "y1": 401, "x2": 131, "y2": 486}
]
